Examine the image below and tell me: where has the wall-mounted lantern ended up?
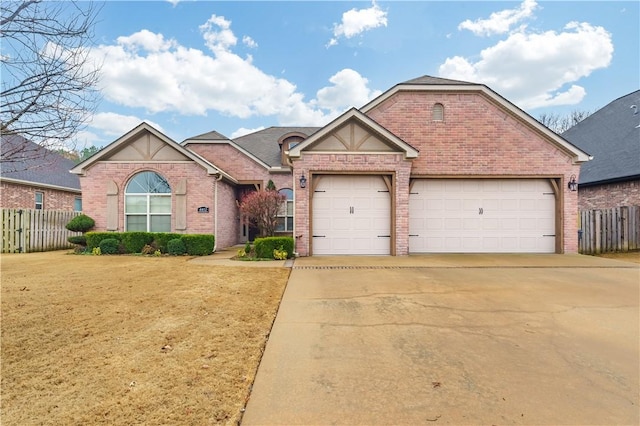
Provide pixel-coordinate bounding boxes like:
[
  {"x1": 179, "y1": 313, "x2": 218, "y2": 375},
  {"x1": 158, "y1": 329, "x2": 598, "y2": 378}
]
[
  {"x1": 567, "y1": 174, "x2": 578, "y2": 192},
  {"x1": 299, "y1": 172, "x2": 307, "y2": 189}
]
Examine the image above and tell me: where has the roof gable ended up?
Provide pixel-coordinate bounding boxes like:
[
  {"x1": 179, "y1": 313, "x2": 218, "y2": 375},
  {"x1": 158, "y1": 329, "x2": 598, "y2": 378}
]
[
  {"x1": 71, "y1": 123, "x2": 236, "y2": 182},
  {"x1": 289, "y1": 108, "x2": 418, "y2": 159},
  {"x1": 362, "y1": 75, "x2": 591, "y2": 164},
  {"x1": 562, "y1": 90, "x2": 640, "y2": 184}
]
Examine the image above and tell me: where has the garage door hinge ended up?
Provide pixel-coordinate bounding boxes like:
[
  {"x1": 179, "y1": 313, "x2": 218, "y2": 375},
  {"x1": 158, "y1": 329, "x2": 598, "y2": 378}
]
[
  {"x1": 409, "y1": 192, "x2": 419, "y2": 195},
  {"x1": 409, "y1": 234, "x2": 419, "y2": 237},
  {"x1": 377, "y1": 235, "x2": 391, "y2": 238},
  {"x1": 378, "y1": 190, "x2": 390, "y2": 193},
  {"x1": 543, "y1": 234, "x2": 556, "y2": 237},
  {"x1": 314, "y1": 190, "x2": 326, "y2": 193},
  {"x1": 313, "y1": 235, "x2": 326, "y2": 238}
]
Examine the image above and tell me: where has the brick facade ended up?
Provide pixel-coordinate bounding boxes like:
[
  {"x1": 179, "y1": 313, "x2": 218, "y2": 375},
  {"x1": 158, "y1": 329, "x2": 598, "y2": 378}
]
[
  {"x1": 579, "y1": 179, "x2": 640, "y2": 210},
  {"x1": 1, "y1": 181, "x2": 80, "y2": 211}
]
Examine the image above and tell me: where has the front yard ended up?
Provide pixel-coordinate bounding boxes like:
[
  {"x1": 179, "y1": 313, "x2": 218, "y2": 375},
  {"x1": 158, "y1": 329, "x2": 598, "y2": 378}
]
[{"x1": 0, "y1": 251, "x2": 289, "y2": 425}]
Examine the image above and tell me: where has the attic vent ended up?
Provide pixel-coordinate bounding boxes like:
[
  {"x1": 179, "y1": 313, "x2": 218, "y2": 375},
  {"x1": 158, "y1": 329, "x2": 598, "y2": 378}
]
[{"x1": 432, "y1": 103, "x2": 444, "y2": 122}]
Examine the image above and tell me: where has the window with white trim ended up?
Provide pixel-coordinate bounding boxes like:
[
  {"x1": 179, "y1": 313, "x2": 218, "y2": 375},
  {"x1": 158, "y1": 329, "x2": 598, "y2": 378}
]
[
  {"x1": 125, "y1": 171, "x2": 171, "y2": 232},
  {"x1": 275, "y1": 188, "x2": 293, "y2": 232},
  {"x1": 74, "y1": 197, "x2": 82, "y2": 212},
  {"x1": 35, "y1": 191, "x2": 44, "y2": 209}
]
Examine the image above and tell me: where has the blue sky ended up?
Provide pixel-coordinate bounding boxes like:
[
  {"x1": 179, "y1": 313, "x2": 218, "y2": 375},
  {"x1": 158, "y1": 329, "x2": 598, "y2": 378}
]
[{"x1": 80, "y1": 0, "x2": 639, "y2": 148}]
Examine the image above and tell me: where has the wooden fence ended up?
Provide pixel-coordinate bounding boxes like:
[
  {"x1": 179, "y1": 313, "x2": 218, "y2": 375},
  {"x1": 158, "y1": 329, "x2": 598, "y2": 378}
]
[
  {"x1": 579, "y1": 206, "x2": 640, "y2": 254},
  {"x1": 1, "y1": 209, "x2": 80, "y2": 253}
]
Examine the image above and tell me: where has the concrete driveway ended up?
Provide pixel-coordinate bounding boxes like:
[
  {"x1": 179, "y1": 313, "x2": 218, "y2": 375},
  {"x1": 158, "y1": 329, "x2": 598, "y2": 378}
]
[{"x1": 241, "y1": 254, "x2": 639, "y2": 425}]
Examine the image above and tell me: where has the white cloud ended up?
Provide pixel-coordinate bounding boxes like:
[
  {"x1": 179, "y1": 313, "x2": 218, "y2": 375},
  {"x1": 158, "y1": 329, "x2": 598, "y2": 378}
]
[
  {"x1": 87, "y1": 17, "x2": 382, "y2": 129},
  {"x1": 242, "y1": 35, "x2": 258, "y2": 49},
  {"x1": 315, "y1": 69, "x2": 382, "y2": 112},
  {"x1": 458, "y1": 0, "x2": 538, "y2": 37},
  {"x1": 90, "y1": 112, "x2": 164, "y2": 136},
  {"x1": 328, "y1": 1, "x2": 388, "y2": 47},
  {"x1": 440, "y1": 21, "x2": 613, "y2": 109}
]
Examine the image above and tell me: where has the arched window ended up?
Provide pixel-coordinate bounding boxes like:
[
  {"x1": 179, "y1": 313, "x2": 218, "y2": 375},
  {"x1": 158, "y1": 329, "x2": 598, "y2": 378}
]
[
  {"x1": 276, "y1": 188, "x2": 294, "y2": 232},
  {"x1": 432, "y1": 103, "x2": 444, "y2": 121},
  {"x1": 125, "y1": 171, "x2": 171, "y2": 232}
]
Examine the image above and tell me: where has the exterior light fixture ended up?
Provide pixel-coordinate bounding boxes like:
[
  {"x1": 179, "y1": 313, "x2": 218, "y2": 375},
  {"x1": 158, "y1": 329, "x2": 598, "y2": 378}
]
[
  {"x1": 299, "y1": 173, "x2": 307, "y2": 189},
  {"x1": 567, "y1": 175, "x2": 578, "y2": 192}
]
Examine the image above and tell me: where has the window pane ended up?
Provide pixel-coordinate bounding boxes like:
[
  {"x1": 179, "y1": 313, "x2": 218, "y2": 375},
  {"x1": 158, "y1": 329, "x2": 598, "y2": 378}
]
[
  {"x1": 279, "y1": 188, "x2": 293, "y2": 200},
  {"x1": 126, "y1": 171, "x2": 171, "y2": 194},
  {"x1": 287, "y1": 200, "x2": 293, "y2": 216},
  {"x1": 126, "y1": 215, "x2": 147, "y2": 231},
  {"x1": 150, "y1": 215, "x2": 171, "y2": 232},
  {"x1": 287, "y1": 217, "x2": 293, "y2": 231},
  {"x1": 126, "y1": 195, "x2": 147, "y2": 213},
  {"x1": 275, "y1": 217, "x2": 285, "y2": 232},
  {"x1": 74, "y1": 198, "x2": 82, "y2": 212},
  {"x1": 150, "y1": 196, "x2": 171, "y2": 213}
]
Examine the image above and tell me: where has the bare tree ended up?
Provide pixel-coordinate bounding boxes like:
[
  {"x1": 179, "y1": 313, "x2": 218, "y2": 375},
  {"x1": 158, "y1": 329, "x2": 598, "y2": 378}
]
[
  {"x1": 538, "y1": 110, "x2": 592, "y2": 134},
  {"x1": 239, "y1": 189, "x2": 286, "y2": 238},
  {"x1": 1, "y1": 0, "x2": 101, "y2": 169}
]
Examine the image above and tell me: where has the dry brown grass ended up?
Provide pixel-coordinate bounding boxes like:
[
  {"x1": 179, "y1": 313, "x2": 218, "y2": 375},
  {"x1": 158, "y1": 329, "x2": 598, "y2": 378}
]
[
  {"x1": 1, "y1": 251, "x2": 289, "y2": 425},
  {"x1": 594, "y1": 250, "x2": 640, "y2": 264}
]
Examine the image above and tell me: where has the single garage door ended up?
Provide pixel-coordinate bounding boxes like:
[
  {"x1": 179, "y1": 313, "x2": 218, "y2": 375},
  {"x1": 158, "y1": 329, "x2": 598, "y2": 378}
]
[
  {"x1": 409, "y1": 179, "x2": 556, "y2": 253},
  {"x1": 313, "y1": 175, "x2": 391, "y2": 255}
]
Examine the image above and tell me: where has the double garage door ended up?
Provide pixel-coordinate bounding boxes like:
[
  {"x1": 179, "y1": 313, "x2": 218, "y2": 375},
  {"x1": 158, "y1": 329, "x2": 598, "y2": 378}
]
[
  {"x1": 311, "y1": 176, "x2": 556, "y2": 255},
  {"x1": 409, "y1": 179, "x2": 556, "y2": 253}
]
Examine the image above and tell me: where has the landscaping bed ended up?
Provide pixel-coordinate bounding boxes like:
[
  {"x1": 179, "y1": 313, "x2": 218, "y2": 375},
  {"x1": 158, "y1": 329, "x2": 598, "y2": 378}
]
[{"x1": 0, "y1": 251, "x2": 289, "y2": 425}]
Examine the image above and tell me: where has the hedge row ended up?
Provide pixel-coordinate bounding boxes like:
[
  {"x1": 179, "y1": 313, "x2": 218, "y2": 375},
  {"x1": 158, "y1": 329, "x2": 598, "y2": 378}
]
[
  {"x1": 254, "y1": 236, "x2": 294, "y2": 259},
  {"x1": 85, "y1": 232, "x2": 215, "y2": 256}
]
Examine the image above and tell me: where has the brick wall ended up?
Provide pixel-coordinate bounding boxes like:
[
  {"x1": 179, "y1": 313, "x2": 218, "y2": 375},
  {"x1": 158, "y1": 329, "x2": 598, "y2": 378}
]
[
  {"x1": 292, "y1": 153, "x2": 412, "y2": 256},
  {"x1": 1, "y1": 181, "x2": 80, "y2": 211},
  {"x1": 79, "y1": 162, "x2": 231, "y2": 240},
  {"x1": 366, "y1": 91, "x2": 582, "y2": 253},
  {"x1": 579, "y1": 179, "x2": 640, "y2": 210}
]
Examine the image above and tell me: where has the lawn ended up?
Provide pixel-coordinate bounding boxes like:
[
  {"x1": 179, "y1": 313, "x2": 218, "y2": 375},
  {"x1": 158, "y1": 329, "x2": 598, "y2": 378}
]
[{"x1": 1, "y1": 251, "x2": 289, "y2": 425}]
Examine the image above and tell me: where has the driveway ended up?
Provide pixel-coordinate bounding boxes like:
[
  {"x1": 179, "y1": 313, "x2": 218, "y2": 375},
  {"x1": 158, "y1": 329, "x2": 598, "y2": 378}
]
[{"x1": 241, "y1": 254, "x2": 639, "y2": 425}]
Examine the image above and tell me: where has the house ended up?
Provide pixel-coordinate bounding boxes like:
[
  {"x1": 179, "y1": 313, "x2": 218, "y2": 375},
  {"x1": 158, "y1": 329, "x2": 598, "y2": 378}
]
[
  {"x1": 1, "y1": 134, "x2": 82, "y2": 211},
  {"x1": 71, "y1": 75, "x2": 590, "y2": 255},
  {"x1": 561, "y1": 90, "x2": 640, "y2": 211}
]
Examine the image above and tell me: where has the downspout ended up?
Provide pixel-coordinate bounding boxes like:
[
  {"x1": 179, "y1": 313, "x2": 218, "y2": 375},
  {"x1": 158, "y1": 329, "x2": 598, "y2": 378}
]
[{"x1": 213, "y1": 172, "x2": 223, "y2": 252}]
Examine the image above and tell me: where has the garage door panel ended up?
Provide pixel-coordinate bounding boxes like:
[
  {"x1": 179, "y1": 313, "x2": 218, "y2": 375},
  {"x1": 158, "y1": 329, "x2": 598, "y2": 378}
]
[
  {"x1": 313, "y1": 175, "x2": 390, "y2": 255},
  {"x1": 410, "y1": 179, "x2": 556, "y2": 253}
]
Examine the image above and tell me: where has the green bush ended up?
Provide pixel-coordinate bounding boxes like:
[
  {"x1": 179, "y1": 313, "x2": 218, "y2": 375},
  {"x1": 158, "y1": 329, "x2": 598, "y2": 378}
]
[
  {"x1": 182, "y1": 234, "x2": 215, "y2": 256},
  {"x1": 254, "y1": 237, "x2": 294, "y2": 259},
  {"x1": 99, "y1": 238, "x2": 120, "y2": 255},
  {"x1": 150, "y1": 233, "x2": 181, "y2": 253},
  {"x1": 121, "y1": 232, "x2": 154, "y2": 254},
  {"x1": 167, "y1": 238, "x2": 186, "y2": 255},
  {"x1": 67, "y1": 235, "x2": 87, "y2": 246},
  {"x1": 86, "y1": 232, "x2": 121, "y2": 250},
  {"x1": 65, "y1": 214, "x2": 95, "y2": 233}
]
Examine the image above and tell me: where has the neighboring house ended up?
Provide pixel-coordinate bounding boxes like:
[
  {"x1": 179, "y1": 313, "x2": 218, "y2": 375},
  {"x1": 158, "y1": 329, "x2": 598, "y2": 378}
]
[
  {"x1": 1, "y1": 135, "x2": 82, "y2": 211},
  {"x1": 71, "y1": 75, "x2": 590, "y2": 255},
  {"x1": 562, "y1": 90, "x2": 640, "y2": 211}
]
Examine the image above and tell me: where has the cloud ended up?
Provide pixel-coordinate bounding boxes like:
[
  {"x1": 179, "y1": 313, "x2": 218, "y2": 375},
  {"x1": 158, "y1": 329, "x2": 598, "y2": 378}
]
[
  {"x1": 458, "y1": 0, "x2": 538, "y2": 36},
  {"x1": 90, "y1": 112, "x2": 165, "y2": 136},
  {"x1": 87, "y1": 17, "x2": 382, "y2": 131},
  {"x1": 328, "y1": 1, "x2": 388, "y2": 47},
  {"x1": 440, "y1": 21, "x2": 613, "y2": 109},
  {"x1": 315, "y1": 69, "x2": 382, "y2": 112},
  {"x1": 230, "y1": 126, "x2": 265, "y2": 139},
  {"x1": 242, "y1": 36, "x2": 258, "y2": 49}
]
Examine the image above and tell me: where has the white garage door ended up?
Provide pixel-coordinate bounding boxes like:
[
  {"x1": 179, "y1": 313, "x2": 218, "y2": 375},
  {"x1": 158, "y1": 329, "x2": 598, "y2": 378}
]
[
  {"x1": 409, "y1": 179, "x2": 556, "y2": 253},
  {"x1": 312, "y1": 175, "x2": 391, "y2": 255}
]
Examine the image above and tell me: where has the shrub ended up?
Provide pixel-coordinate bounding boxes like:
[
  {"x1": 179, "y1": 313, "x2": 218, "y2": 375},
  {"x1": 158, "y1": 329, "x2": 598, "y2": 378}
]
[
  {"x1": 141, "y1": 244, "x2": 156, "y2": 255},
  {"x1": 182, "y1": 234, "x2": 215, "y2": 256},
  {"x1": 254, "y1": 237, "x2": 294, "y2": 259},
  {"x1": 151, "y1": 233, "x2": 181, "y2": 253},
  {"x1": 167, "y1": 238, "x2": 186, "y2": 255},
  {"x1": 86, "y1": 232, "x2": 121, "y2": 250},
  {"x1": 273, "y1": 245, "x2": 288, "y2": 260},
  {"x1": 92, "y1": 247, "x2": 101, "y2": 256},
  {"x1": 121, "y1": 232, "x2": 154, "y2": 254},
  {"x1": 99, "y1": 238, "x2": 120, "y2": 255},
  {"x1": 65, "y1": 214, "x2": 95, "y2": 233},
  {"x1": 67, "y1": 235, "x2": 87, "y2": 246}
]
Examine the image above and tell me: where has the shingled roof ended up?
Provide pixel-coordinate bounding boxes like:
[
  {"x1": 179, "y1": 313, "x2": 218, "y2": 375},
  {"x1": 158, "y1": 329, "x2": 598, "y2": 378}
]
[
  {"x1": 233, "y1": 126, "x2": 320, "y2": 167},
  {"x1": 562, "y1": 90, "x2": 640, "y2": 186},
  {"x1": 401, "y1": 75, "x2": 475, "y2": 86},
  {"x1": 1, "y1": 134, "x2": 80, "y2": 191}
]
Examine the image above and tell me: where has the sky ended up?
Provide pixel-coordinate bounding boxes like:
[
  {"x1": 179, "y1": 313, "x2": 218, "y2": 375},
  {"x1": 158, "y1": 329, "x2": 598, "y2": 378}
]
[{"x1": 79, "y1": 0, "x2": 639, "y2": 148}]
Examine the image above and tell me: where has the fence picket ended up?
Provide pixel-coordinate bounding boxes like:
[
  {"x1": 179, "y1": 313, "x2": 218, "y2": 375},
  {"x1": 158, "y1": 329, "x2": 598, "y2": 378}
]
[
  {"x1": 1, "y1": 209, "x2": 80, "y2": 253},
  {"x1": 579, "y1": 206, "x2": 640, "y2": 254}
]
